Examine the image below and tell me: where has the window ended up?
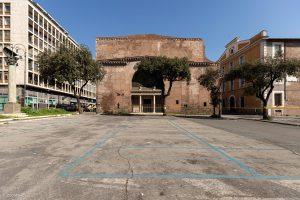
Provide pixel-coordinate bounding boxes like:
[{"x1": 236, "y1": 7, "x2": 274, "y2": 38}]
[
  {"x1": 222, "y1": 99, "x2": 226, "y2": 107},
  {"x1": 4, "y1": 3, "x2": 10, "y2": 14},
  {"x1": 0, "y1": 30, "x2": 2, "y2": 42},
  {"x1": 4, "y1": 30, "x2": 10, "y2": 42},
  {"x1": 34, "y1": 11, "x2": 38, "y2": 23},
  {"x1": 229, "y1": 61, "x2": 233, "y2": 69},
  {"x1": 222, "y1": 81, "x2": 226, "y2": 92},
  {"x1": 239, "y1": 78, "x2": 245, "y2": 88},
  {"x1": 273, "y1": 43, "x2": 284, "y2": 58},
  {"x1": 274, "y1": 93, "x2": 283, "y2": 107},
  {"x1": 4, "y1": 71, "x2": 8, "y2": 83},
  {"x1": 28, "y1": 6, "x2": 33, "y2": 18},
  {"x1": 28, "y1": 72, "x2": 33, "y2": 84},
  {"x1": 0, "y1": 3, "x2": 3, "y2": 14},
  {"x1": 176, "y1": 100, "x2": 179, "y2": 105},
  {"x1": 203, "y1": 102, "x2": 207, "y2": 107},
  {"x1": 240, "y1": 97, "x2": 245, "y2": 108},
  {"x1": 4, "y1": 17, "x2": 10, "y2": 28},
  {"x1": 39, "y1": 16, "x2": 43, "y2": 26},
  {"x1": 230, "y1": 47, "x2": 234, "y2": 54},
  {"x1": 239, "y1": 56, "x2": 245, "y2": 65},
  {"x1": 230, "y1": 80, "x2": 234, "y2": 91},
  {"x1": 0, "y1": 17, "x2": 2, "y2": 28},
  {"x1": 28, "y1": 59, "x2": 33, "y2": 71}
]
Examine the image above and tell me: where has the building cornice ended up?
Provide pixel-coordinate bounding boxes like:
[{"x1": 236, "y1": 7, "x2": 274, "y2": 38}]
[
  {"x1": 99, "y1": 56, "x2": 216, "y2": 67},
  {"x1": 96, "y1": 34, "x2": 203, "y2": 41}
]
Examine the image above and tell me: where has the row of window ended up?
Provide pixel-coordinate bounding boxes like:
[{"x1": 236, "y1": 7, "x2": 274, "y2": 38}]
[
  {"x1": 223, "y1": 93, "x2": 283, "y2": 108},
  {"x1": 27, "y1": 72, "x2": 96, "y2": 98},
  {"x1": 28, "y1": 7, "x2": 76, "y2": 49},
  {"x1": 223, "y1": 96, "x2": 245, "y2": 108},
  {"x1": 0, "y1": 3, "x2": 10, "y2": 15}
]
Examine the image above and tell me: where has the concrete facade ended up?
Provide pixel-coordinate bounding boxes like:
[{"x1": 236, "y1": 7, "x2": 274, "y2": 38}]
[
  {"x1": 219, "y1": 30, "x2": 300, "y2": 116},
  {"x1": 96, "y1": 34, "x2": 214, "y2": 114},
  {"x1": 0, "y1": 0, "x2": 96, "y2": 111}
]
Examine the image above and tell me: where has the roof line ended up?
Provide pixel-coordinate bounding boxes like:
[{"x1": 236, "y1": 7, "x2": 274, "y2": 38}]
[{"x1": 29, "y1": 0, "x2": 78, "y2": 45}]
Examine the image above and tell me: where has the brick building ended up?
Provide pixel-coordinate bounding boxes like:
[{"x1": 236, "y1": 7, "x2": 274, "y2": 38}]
[
  {"x1": 219, "y1": 30, "x2": 300, "y2": 116},
  {"x1": 96, "y1": 34, "x2": 215, "y2": 114}
]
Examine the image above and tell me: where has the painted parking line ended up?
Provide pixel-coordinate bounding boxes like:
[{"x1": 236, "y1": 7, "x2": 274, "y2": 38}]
[
  {"x1": 168, "y1": 120, "x2": 259, "y2": 176},
  {"x1": 68, "y1": 172, "x2": 300, "y2": 181},
  {"x1": 59, "y1": 124, "x2": 128, "y2": 178},
  {"x1": 59, "y1": 118, "x2": 300, "y2": 181}
]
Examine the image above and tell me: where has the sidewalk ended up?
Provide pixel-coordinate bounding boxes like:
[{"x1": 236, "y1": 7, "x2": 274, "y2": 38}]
[
  {"x1": 0, "y1": 114, "x2": 74, "y2": 125},
  {"x1": 223, "y1": 115, "x2": 300, "y2": 126}
]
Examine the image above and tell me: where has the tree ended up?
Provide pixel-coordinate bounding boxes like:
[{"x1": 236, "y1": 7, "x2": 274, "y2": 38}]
[
  {"x1": 225, "y1": 57, "x2": 300, "y2": 120},
  {"x1": 37, "y1": 45, "x2": 105, "y2": 114},
  {"x1": 198, "y1": 67, "x2": 222, "y2": 118},
  {"x1": 136, "y1": 56, "x2": 191, "y2": 115}
]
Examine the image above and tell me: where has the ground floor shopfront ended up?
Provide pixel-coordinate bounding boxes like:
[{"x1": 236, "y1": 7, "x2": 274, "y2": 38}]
[{"x1": 0, "y1": 85, "x2": 96, "y2": 112}]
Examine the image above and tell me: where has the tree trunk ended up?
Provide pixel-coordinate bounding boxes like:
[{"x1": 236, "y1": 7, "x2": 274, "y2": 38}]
[
  {"x1": 162, "y1": 95, "x2": 166, "y2": 116},
  {"x1": 213, "y1": 106, "x2": 216, "y2": 116},
  {"x1": 218, "y1": 102, "x2": 222, "y2": 117},
  {"x1": 262, "y1": 100, "x2": 269, "y2": 120},
  {"x1": 76, "y1": 95, "x2": 83, "y2": 114}
]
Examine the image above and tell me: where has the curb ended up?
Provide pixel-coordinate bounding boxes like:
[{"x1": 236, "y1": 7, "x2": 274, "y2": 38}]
[
  {"x1": 223, "y1": 116, "x2": 300, "y2": 127},
  {"x1": 0, "y1": 114, "x2": 75, "y2": 125}
]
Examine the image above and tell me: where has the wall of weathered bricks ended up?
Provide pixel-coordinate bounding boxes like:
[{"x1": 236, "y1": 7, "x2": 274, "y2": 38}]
[{"x1": 96, "y1": 35, "x2": 213, "y2": 114}]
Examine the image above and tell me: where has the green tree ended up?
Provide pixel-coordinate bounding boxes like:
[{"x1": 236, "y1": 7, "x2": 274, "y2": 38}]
[
  {"x1": 37, "y1": 45, "x2": 105, "y2": 114},
  {"x1": 136, "y1": 56, "x2": 191, "y2": 115},
  {"x1": 198, "y1": 67, "x2": 222, "y2": 118},
  {"x1": 225, "y1": 57, "x2": 300, "y2": 120}
]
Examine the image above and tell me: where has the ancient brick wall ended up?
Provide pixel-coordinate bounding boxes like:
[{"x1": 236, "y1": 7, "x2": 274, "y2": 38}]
[
  {"x1": 96, "y1": 34, "x2": 213, "y2": 114},
  {"x1": 96, "y1": 34, "x2": 205, "y2": 62}
]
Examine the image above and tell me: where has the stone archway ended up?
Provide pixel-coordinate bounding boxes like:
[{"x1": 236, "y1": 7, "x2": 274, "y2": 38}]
[{"x1": 131, "y1": 70, "x2": 163, "y2": 113}]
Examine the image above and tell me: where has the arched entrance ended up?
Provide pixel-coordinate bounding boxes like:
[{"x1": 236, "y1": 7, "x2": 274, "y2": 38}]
[{"x1": 131, "y1": 70, "x2": 163, "y2": 113}]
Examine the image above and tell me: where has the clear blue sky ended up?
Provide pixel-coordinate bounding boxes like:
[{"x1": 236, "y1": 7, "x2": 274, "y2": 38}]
[{"x1": 36, "y1": 0, "x2": 300, "y2": 61}]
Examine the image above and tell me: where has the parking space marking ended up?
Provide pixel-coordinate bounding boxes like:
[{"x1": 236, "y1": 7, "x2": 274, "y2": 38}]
[
  {"x1": 59, "y1": 124, "x2": 128, "y2": 178},
  {"x1": 168, "y1": 120, "x2": 259, "y2": 176},
  {"x1": 59, "y1": 117, "x2": 300, "y2": 181}
]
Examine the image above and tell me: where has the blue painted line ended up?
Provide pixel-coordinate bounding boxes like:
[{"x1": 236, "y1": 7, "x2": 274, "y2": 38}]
[
  {"x1": 68, "y1": 172, "x2": 300, "y2": 181},
  {"x1": 59, "y1": 125, "x2": 127, "y2": 178},
  {"x1": 168, "y1": 120, "x2": 260, "y2": 176},
  {"x1": 125, "y1": 145, "x2": 284, "y2": 151}
]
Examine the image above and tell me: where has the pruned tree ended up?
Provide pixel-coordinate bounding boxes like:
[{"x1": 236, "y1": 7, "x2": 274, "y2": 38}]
[
  {"x1": 225, "y1": 57, "x2": 300, "y2": 120},
  {"x1": 198, "y1": 67, "x2": 222, "y2": 118},
  {"x1": 37, "y1": 45, "x2": 105, "y2": 114},
  {"x1": 136, "y1": 56, "x2": 191, "y2": 115}
]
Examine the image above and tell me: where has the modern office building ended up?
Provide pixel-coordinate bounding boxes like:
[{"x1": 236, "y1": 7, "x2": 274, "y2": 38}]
[
  {"x1": 0, "y1": 0, "x2": 96, "y2": 111},
  {"x1": 219, "y1": 30, "x2": 300, "y2": 116}
]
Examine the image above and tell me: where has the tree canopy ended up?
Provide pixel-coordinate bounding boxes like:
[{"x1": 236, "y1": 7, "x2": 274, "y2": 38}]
[
  {"x1": 198, "y1": 67, "x2": 222, "y2": 117},
  {"x1": 136, "y1": 56, "x2": 191, "y2": 114},
  {"x1": 37, "y1": 45, "x2": 105, "y2": 113},
  {"x1": 225, "y1": 57, "x2": 300, "y2": 119}
]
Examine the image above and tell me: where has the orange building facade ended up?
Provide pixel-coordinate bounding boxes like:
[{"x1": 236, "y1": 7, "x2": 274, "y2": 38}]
[{"x1": 219, "y1": 30, "x2": 300, "y2": 116}]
